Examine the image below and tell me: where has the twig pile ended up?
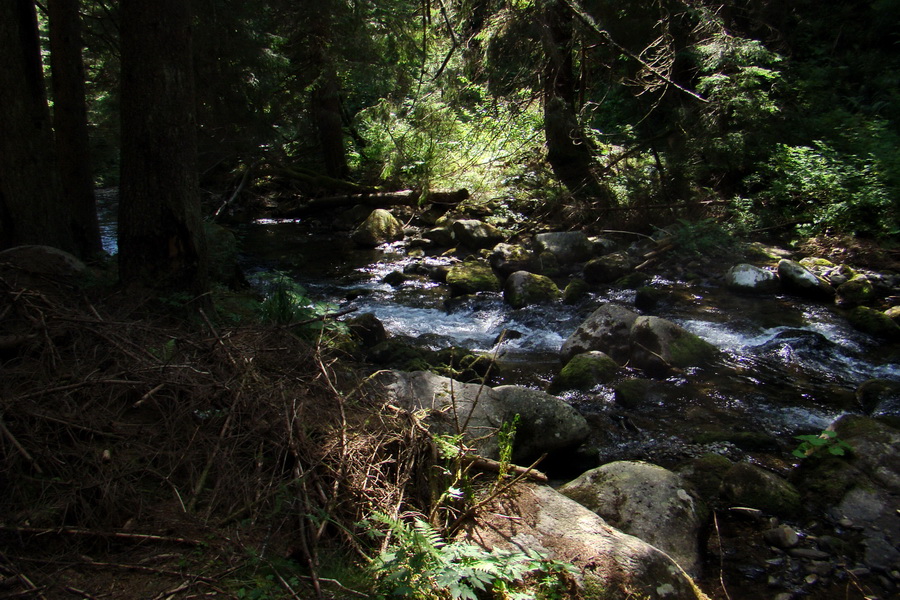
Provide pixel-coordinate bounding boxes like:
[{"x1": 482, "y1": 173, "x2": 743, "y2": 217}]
[{"x1": 0, "y1": 262, "x2": 433, "y2": 597}]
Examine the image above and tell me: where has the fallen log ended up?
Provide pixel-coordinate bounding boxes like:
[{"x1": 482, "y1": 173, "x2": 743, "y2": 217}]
[{"x1": 276, "y1": 188, "x2": 469, "y2": 217}]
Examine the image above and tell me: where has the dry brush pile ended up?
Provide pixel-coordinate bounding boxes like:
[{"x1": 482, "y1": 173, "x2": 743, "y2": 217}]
[{"x1": 0, "y1": 258, "x2": 433, "y2": 598}]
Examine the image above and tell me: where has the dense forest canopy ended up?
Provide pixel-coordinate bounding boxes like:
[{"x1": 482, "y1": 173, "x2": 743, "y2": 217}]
[{"x1": 2, "y1": 0, "x2": 899, "y2": 280}]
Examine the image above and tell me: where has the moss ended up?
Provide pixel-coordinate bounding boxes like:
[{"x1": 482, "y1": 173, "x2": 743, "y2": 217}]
[
  {"x1": 503, "y1": 272, "x2": 560, "y2": 309},
  {"x1": 793, "y1": 456, "x2": 857, "y2": 508},
  {"x1": 446, "y1": 261, "x2": 501, "y2": 295},
  {"x1": 550, "y1": 351, "x2": 618, "y2": 393},
  {"x1": 667, "y1": 330, "x2": 719, "y2": 368},
  {"x1": 835, "y1": 275, "x2": 875, "y2": 307},
  {"x1": 848, "y1": 306, "x2": 900, "y2": 340},
  {"x1": 722, "y1": 462, "x2": 803, "y2": 518},
  {"x1": 563, "y1": 278, "x2": 589, "y2": 304}
]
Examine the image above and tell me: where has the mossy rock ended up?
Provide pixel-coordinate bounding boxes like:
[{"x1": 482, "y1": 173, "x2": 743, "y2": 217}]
[
  {"x1": 675, "y1": 453, "x2": 733, "y2": 509},
  {"x1": 799, "y1": 256, "x2": 835, "y2": 269},
  {"x1": 848, "y1": 306, "x2": 900, "y2": 340},
  {"x1": 835, "y1": 275, "x2": 876, "y2": 307},
  {"x1": 615, "y1": 271, "x2": 651, "y2": 289},
  {"x1": 549, "y1": 351, "x2": 618, "y2": 393},
  {"x1": 792, "y1": 455, "x2": 858, "y2": 509},
  {"x1": 563, "y1": 278, "x2": 589, "y2": 304},
  {"x1": 630, "y1": 316, "x2": 720, "y2": 377},
  {"x1": 503, "y1": 270, "x2": 561, "y2": 309},
  {"x1": 446, "y1": 260, "x2": 501, "y2": 296},
  {"x1": 367, "y1": 339, "x2": 431, "y2": 367},
  {"x1": 350, "y1": 208, "x2": 404, "y2": 247},
  {"x1": 634, "y1": 286, "x2": 664, "y2": 311},
  {"x1": 721, "y1": 462, "x2": 803, "y2": 518},
  {"x1": 691, "y1": 429, "x2": 779, "y2": 452}
]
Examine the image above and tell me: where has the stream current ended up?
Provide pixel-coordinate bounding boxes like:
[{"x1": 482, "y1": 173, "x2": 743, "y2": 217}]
[{"x1": 236, "y1": 219, "x2": 900, "y2": 470}]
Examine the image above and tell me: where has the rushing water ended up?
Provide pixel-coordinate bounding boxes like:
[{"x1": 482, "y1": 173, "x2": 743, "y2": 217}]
[
  {"x1": 233, "y1": 218, "x2": 900, "y2": 466},
  {"x1": 94, "y1": 204, "x2": 898, "y2": 466}
]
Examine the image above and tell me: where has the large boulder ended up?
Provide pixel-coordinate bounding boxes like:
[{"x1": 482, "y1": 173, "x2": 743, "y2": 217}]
[
  {"x1": 0, "y1": 245, "x2": 87, "y2": 284},
  {"x1": 629, "y1": 316, "x2": 719, "y2": 377},
  {"x1": 445, "y1": 260, "x2": 501, "y2": 296},
  {"x1": 724, "y1": 264, "x2": 779, "y2": 294},
  {"x1": 559, "y1": 461, "x2": 705, "y2": 577},
  {"x1": 375, "y1": 371, "x2": 588, "y2": 462},
  {"x1": 350, "y1": 209, "x2": 404, "y2": 247},
  {"x1": 491, "y1": 385, "x2": 590, "y2": 464},
  {"x1": 460, "y1": 483, "x2": 709, "y2": 600},
  {"x1": 584, "y1": 252, "x2": 636, "y2": 284},
  {"x1": 549, "y1": 351, "x2": 619, "y2": 393},
  {"x1": 777, "y1": 259, "x2": 835, "y2": 300},
  {"x1": 720, "y1": 462, "x2": 802, "y2": 518},
  {"x1": 502, "y1": 270, "x2": 560, "y2": 309},
  {"x1": 560, "y1": 304, "x2": 639, "y2": 364},
  {"x1": 533, "y1": 231, "x2": 593, "y2": 264},
  {"x1": 489, "y1": 243, "x2": 539, "y2": 278},
  {"x1": 451, "y1": 219, "x2": 504, "y2": 249}
]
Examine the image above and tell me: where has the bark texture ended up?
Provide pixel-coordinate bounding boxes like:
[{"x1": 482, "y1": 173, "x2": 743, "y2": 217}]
[
  {"x1": 48, "y1": 0, "x2": 102, "y2": 257},
  {"x1": 0, "y1": 0, "x2": 76, "y2": 253},
  {"x1": 119, "y1": 0, "x2": 208, "y2": 292}
]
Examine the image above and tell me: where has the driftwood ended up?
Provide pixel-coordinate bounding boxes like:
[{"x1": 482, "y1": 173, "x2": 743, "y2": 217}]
[{"x1": 276, "y1": 188, "x2": 469, "y2": 218}]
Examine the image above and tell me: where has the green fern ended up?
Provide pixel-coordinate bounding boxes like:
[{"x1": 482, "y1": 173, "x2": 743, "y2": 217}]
[{"x1": 366, "y1": 513, "x2": 576, "y2": 600}]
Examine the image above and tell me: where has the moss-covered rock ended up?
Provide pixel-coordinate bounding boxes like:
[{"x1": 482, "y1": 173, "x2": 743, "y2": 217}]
[
  {"x1": 629, "y1": 316, "x2": 720, "y2": 377},
  {"x1": 721, "y1": 462, "x2": 802, "y2": 518},
  {"x1": 549, "y1": 351, "x2": 618, "y2": 393},
  {"x1": 799, "y1": 256, "x2": 835, "y2": 269},
  {"x1": 446, "y1": 260, "x2": 501, "y2": 296},
  {"x1": 848, "y1": 306, "x2": 900, "y2": 340},
  {"x1": 502, "y1": 270, "x2": 561, "y2": 309},
  {"x1": 350, "y1": 208, "x2": 404, "y2": 247},
  {"x1": 835, "y1": 275, "x2": 876, "y2": 307},
  {"x1": 533, "y1": 231, "x2": 593, "y2": 264},
  {"x1": 451, "y1": 219, "x2": 504, "y2": 249},
  {"x1": 583, "y1": 252, "x2": 635, "y2": 284},
  {"x1": 489, "y1": 243, "x2": 538, "y2": 277},
  {"x1": 562, "y1": 278, "x2": 589, "y2": 304},
  {"x1": 676, "y1": 453, "x2": 733, "y2": 508}
]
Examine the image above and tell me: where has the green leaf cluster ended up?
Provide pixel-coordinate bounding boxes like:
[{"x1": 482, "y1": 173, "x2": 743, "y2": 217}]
[{"x1": 792, "y1": 429, "x2": 853, "y2": 459}]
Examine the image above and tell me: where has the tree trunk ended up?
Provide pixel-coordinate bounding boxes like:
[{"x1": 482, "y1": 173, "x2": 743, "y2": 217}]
[
  {"x1": 119, "y1": 0, "x2": 208, "y2": 293},
  {"x1": 48, "y1": 0, "x2": 102, "y2": 257},
  {"x1": 540, "y1": 0, "x2": 610, "y2": 206},
  {"x1": 0, "y1": 0, "x2": 76, "y2": 254}
]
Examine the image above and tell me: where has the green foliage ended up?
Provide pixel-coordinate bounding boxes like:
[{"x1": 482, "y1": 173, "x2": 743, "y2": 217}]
[
  {"x1": 792, "y1": 429, "x2": 853, "y2": 459},
  {"x1": 254, "y1": 271, "x2": 342, "y2": 334},
  {"x1": 496, "y1": 414, "x2": 519, "y2": 482},
  {"x1": 749, "y1": 141, "x2": 897, "y2": 237},
  {"x1": 365, "y1": 513, "x2": 576, "y2": 600},
  {"x1": 665, "y1": 218, "x2": 734, "y2": 256}
]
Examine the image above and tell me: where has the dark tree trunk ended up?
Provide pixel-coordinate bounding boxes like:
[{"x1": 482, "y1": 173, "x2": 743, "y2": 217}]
[
  {"x1": 541, "y1": 0, "x2": 610, "y2": 206},
  {"x1": 119, "y1": 0, "x2": 208, "y2": 293},
  {"x1": 0, "y1": 0, "x2": 76, "y2": 254},
  {"x1": 48, "y1": 0, "x2": 102, "y2": 257}
]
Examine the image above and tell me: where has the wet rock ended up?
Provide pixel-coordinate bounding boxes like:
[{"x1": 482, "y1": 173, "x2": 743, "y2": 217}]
[
  {"x1": 885, "y1": 305, "x2": 900, "y2": 324},
  {"x1": 848, "y1": 306, "x2": 900, "y2": 340},
  {"x1": 764, "y1": 524, "x2": 800, "y2": 549},
  {"x1": 856, "y1": 379, "x2": 900, "y2": 427},
  {"x1": 629, "y1": 316, "x2": 720, "y2": 377},
  {"x1": 721, "y1": 462, "x2": 802, "y2": 518},
  {"x1": 375, "y1": 371, "x2": 588, "y2": 462},
  {"x1": 635, "y1": 285, "x2": 664, "y2": 310},
  {"x1": 422, "y1": 226, "x2": 455, "y2": 246},
  {"x1": 549, "y1": 351, "x2": 619, "y2": 393},
  {"x1": 559, "y1": 461, "x2": 705, "y2": 576},
  {"x1": 560, "y1": 303, "x2": 638, "y2": 364},
  {"x1": 382, "y1": 270, "x2": 408, "y2": 286},
  {"x1": 533, "y1": 231, "x2": 593, "y2": 264},
  {"x1": 835, "y1": 275, "x2": 876, "y2": 307},
  {"x1": 502, "y1": 270, "x2": 560, "y2": 309},
  {"x1": 460, "y1": 482, "x2": 708, "y2": 600},
  {"x1": 346, "y1": 312, "x2": 387, "y2": 349},
  {"x1": 489, "y1": 243, "x2": 538, "y2": 278},
  {"x1": 562, "y1": 277, "x2": 589, "y2": 304},
  {"x1": 350, "y1": 208, "x2": 404, "y2": 247},
  {"x1": 675, "y1": 454, "x2": 733, "y2": 507},
  {"x1": 584, "y1": 251, "x2": 636, "y2": 284},
  {"x1": 445, "y1": 260, "x2": 500, "y2": 296},
  {"x1": 724, "y1": 264, "x2": 779, "y2": 294},
  {"x1": 451, "y1": 219, "x2": 504, "y2": 249},
  {"x1": 777, "y1": 259, "x2": 835, "y2": 300}
]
